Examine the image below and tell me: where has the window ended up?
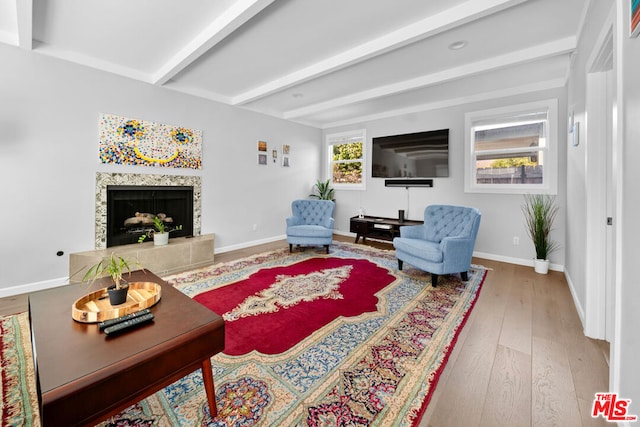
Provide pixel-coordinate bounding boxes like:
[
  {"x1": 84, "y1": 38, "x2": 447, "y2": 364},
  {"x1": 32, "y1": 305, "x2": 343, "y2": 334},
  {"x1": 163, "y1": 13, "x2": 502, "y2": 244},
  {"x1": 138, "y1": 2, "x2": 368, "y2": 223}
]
[
  {"x1": 464, "y1": 99, "x2": 558, "y2": 194},
  {"x1": 325, "y1": 129, "x2": 366, "y2": 189}
]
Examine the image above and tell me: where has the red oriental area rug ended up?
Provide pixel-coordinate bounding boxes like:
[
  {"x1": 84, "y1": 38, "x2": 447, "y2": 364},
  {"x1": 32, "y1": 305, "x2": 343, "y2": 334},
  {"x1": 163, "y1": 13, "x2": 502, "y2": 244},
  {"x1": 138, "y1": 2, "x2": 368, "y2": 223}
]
[
  {"x1": 1, "y1": 242, "x2": 486, "y2": 427},
  {"x1": 194, "y1": 257, "x2": 395, "y2": 355}
]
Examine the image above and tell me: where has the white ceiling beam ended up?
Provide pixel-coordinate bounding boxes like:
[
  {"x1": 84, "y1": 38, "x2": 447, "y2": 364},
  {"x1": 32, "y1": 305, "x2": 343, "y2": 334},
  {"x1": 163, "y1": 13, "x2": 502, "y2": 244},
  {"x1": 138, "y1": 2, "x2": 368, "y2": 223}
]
[
  {"x1": 34, "y1": 42, "x2": 153, "y2": 82},
  {"x1": 161, "y1": 81, "x2": 233, "y2": 105},
  {"x1": 152, "y1": 0, "x2": 275, "y2": 86},
  {"x1": 321, "y1": 79, "x2": 567, "y2": 129},
  {"x1": 16, "y1": 0, "x2": 32, "y2": 50},
  {"x1": 232, "y1": 0, "x2": 529, "y2": 105},
  {"x1": 284, "y1": 37, "x2": 576, "y2": 120}
]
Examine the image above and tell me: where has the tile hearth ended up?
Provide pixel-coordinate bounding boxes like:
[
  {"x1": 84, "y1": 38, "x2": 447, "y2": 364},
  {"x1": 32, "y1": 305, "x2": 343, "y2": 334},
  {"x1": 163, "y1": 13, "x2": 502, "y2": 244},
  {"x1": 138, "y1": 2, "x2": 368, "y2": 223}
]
[{"x1": 69, "y1": 234, "x2": 214, "y2": 282}]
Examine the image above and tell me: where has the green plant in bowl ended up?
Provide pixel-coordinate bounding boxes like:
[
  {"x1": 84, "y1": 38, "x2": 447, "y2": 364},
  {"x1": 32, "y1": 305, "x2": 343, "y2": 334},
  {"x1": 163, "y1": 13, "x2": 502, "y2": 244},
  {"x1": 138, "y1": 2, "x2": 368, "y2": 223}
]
[
  {"x1": 82, "y1": 253, "x2": 139, "y2": 290},
  {"x1": 138, "y1": 216, "x2": 182, "y2": 243},
  {"x1": 82, "y1": 253, "x2": 144, "y2": 305}
]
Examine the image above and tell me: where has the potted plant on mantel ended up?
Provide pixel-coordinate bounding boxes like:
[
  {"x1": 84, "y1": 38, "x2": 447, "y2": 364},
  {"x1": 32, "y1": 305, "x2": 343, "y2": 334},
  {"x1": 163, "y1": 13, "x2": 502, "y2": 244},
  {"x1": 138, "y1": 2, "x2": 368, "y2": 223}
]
[
  {"x1": 521, "y1": 194, "x2": 560, "y2": 274},
  {"x1": 138, "y1": 216, "x2": 182, "y2": 246},
  {"x1": 82, "y1": 253, "x2": 141, "y2": 305}
]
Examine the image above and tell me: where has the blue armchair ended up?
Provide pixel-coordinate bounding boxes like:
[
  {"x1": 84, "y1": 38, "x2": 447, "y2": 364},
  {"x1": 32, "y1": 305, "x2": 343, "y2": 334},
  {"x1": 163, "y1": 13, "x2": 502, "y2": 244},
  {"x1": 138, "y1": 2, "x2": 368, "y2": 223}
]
[
  {"x1": 393, "y1": 205, "x2": 481, "y2": 286},
  {"x1": 286, "y1": 199, "x2": 335, "y2": 253}
]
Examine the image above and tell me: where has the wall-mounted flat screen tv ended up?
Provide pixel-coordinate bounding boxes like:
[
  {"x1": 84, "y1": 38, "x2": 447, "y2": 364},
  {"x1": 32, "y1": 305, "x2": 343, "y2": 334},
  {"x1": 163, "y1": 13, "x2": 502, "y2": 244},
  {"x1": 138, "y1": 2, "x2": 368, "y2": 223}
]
[{"x1": 371, "y1": 129, "x2": 449, "y2": 178}]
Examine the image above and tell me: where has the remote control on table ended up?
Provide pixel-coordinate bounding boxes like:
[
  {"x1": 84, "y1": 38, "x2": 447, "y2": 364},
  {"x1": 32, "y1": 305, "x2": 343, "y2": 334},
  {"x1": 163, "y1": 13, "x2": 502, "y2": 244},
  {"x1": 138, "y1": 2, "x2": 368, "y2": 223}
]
[
  {"x1": 103, "y1": 312, "x2": 155, "y2": 335},
  {"x1": 98, "y1": 308, "x2": 152, "y2": 331}
]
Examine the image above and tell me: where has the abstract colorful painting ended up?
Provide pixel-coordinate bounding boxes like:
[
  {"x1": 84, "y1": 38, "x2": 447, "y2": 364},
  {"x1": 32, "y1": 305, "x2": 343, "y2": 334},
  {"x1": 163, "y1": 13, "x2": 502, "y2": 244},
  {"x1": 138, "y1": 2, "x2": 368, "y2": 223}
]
[{"x1": 99, "y1": 114, "x2": 202, "y2": 169}]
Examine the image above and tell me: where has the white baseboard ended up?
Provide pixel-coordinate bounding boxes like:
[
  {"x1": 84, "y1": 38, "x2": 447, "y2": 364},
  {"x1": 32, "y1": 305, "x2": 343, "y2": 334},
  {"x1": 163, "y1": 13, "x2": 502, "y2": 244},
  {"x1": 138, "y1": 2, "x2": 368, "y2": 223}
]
[
  {"x1": 472, "y1": 251, "x2": 564, "y2": 272},
  {"x1": 564, "y1": 270, "x2": 587, "y2": 328},
  {"x1": 215, "y1": 234, "x2": 287, "y2": 254},
  {"x1": 0, "y1": 277, "x2": 68, "y2": 299}
]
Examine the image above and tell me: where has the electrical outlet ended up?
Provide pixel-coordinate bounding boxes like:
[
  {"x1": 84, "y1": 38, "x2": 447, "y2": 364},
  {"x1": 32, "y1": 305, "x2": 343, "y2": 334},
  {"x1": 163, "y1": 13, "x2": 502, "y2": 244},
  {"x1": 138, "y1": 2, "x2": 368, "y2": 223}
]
[{"x1": 513, "y1": 236, "x2": 520, "y2": 245}]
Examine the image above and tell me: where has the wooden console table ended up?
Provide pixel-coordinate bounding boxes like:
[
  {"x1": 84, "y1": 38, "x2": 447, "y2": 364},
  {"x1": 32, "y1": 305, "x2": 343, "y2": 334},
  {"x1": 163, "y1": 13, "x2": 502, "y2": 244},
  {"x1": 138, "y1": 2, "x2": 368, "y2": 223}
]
[
  {"x1": 29, "y1": 270, "x2": 225, "y2": 426},
  {"x1": 350, "y1": 215, "x2": 423, "y2": 243}
]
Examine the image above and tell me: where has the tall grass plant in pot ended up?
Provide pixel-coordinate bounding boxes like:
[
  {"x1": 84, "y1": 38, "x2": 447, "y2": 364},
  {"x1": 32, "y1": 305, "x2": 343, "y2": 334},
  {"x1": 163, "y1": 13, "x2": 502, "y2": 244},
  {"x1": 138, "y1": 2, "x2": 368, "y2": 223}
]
[{"x1": 522, "y1": 194, "x2": 559, "y2": 274}]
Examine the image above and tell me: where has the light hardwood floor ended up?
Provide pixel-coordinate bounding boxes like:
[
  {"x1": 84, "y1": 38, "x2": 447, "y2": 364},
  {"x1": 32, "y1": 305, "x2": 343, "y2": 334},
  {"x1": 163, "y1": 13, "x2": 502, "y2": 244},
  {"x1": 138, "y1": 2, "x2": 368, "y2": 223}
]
[{"x1": 0, "y1": 235, "x2": 609, "y2": 426}]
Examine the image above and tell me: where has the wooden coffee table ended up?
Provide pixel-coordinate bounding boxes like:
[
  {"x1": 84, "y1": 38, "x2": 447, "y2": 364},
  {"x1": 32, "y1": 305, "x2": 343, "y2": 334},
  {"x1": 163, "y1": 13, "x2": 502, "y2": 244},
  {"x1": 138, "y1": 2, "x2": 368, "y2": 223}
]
[{"x1": 28, "y1": 270, "x2": 225, "y2": 426}]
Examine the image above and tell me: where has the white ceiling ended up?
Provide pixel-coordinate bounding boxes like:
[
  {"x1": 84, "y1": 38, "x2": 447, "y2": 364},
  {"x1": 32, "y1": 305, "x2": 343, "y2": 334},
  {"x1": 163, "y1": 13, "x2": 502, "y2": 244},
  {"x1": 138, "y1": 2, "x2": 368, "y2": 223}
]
[{"x1": 0, "y1": 0, "x2": 587, "y2": 129}]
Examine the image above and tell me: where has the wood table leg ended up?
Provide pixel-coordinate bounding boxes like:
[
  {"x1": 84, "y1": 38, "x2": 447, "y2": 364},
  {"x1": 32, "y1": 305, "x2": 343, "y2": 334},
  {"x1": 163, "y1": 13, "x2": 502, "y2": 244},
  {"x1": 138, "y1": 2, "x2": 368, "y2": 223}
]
[{"x1": 202, "y1": 357, "x2": 217, "y2": 418}]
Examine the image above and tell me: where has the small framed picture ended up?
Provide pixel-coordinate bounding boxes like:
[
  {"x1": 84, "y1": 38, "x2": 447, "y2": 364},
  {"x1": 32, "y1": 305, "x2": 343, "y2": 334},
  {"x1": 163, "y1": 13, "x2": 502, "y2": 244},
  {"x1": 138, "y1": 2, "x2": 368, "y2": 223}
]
[
  {"x1": 258, "y1": 141, "x2": 267, "y2": 152},
  {"x1": 257, "y1": 153, "x2": 267, "y2": 165},
  {"x1": 282, "y1": 144, "x2": 290, "y2": 155},
  {"x1": 282, "y1": 156, "x2": 290, "y2": 167}
]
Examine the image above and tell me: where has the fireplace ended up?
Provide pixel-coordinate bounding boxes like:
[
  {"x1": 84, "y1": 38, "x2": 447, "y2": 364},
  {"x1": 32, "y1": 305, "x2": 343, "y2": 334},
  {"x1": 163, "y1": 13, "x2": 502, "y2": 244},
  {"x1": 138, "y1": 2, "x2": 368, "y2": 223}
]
[
  {"x1": 95, "y1": 173, "x2": 202, "y2": 249},
  {"x1": 106, "y1": 186, "x2": 193, "y2": 247}
]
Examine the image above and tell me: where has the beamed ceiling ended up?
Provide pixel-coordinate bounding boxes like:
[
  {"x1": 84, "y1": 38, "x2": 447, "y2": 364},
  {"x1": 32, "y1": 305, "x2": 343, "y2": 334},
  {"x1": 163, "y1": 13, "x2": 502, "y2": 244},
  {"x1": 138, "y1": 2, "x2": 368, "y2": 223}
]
[{"x1": 0, "y1": 0, "x2": 587, "y2": 129}]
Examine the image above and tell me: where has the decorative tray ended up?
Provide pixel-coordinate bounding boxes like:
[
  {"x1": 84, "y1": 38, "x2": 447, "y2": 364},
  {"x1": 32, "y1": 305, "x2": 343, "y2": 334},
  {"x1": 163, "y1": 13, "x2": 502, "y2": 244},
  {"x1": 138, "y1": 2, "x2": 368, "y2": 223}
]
[{"x1": 72, "y1": 282, "x2": 161, "y2": 323}]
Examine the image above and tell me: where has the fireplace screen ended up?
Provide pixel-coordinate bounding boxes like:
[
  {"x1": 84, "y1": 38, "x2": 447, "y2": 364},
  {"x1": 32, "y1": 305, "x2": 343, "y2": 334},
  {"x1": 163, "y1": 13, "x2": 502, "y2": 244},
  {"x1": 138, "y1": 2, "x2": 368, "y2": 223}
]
[{"x1": 106, "y1": 185, "x2": 194, "y2": 247}]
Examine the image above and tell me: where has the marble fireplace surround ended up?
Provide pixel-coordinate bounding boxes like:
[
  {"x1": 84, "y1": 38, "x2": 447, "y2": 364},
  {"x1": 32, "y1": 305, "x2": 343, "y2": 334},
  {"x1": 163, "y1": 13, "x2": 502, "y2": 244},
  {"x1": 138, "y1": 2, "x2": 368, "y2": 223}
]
[{"x1": 95, "y1": 172, "x2": 202, "y2": 250}]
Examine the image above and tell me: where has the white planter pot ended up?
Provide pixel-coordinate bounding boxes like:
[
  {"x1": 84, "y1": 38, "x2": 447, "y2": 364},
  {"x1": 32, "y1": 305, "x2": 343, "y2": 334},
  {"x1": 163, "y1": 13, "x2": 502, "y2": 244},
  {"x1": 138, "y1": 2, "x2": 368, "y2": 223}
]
[
  {"x1": 154, "y1": 232, "x2": 169, "y2": 246},
  {"x1": 533, "y1": 259, "x2": 550, "y2": 274}
]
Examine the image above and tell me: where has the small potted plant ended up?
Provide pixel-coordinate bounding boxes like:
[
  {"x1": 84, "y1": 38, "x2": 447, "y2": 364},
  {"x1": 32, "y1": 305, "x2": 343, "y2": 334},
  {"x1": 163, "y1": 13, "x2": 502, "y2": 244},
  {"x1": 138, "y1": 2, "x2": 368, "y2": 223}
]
[
  {"x1": 309, "y1": 179, "x2": 335, "y2": 202},
  {"x1": 138, "y1": 216, "x2": 182, "y2": 246},
  {"x1": 521, "y1": 194, "x2": 560, "y2": 274},
  {"x1": 82, "y1": 253, "x2": 141, "y2": 305}
]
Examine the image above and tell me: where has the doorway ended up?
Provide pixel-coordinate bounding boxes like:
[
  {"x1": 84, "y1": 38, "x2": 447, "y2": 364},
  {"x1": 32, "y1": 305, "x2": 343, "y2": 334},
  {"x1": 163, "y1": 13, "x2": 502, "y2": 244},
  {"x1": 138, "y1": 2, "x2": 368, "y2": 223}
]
[{"x1": 584, "y1": 26, "x2": 615, "y2": 341}]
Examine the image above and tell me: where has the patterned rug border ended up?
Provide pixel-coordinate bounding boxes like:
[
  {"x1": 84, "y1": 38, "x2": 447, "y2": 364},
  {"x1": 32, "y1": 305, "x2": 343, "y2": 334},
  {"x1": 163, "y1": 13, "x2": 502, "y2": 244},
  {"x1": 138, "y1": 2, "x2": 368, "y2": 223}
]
[
  {"x1": 410, "y1": 266, "x2": 486, "y2": 424},
  {"x1": 0, "y1": 312, "x2": 40, "y2": 427}
]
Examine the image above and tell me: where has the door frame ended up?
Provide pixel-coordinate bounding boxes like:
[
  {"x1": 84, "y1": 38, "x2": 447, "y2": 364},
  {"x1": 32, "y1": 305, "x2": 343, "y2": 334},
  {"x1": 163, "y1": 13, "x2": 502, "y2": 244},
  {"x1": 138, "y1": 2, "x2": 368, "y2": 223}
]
[{"x1": 583, "y1": 20, "x2": 615, "y2": 340}]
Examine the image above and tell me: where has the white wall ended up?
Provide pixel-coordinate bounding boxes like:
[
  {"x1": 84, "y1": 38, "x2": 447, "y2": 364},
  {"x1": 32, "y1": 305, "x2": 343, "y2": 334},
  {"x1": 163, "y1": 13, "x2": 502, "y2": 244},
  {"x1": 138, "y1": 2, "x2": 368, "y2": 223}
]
[
  {"x1": 0, "y1": 43, "x2": 321, "y2": 293},
  {"x1": 616, "y1": 0, "x2": 640, "y2": 417},
  {"x1": 325, "y1": 88, "x2": 568, "y2": 268}
]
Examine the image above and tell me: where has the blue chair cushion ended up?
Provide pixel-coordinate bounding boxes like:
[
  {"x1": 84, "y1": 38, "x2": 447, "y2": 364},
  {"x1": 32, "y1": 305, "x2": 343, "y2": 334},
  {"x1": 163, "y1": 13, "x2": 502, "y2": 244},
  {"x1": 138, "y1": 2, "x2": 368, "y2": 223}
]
[
  {"x1": 286, "y1": 224, "x2": 333, "y2": 238},
  {"x1": 393, "y1": 237, "x2": 443, "y2": 263}
]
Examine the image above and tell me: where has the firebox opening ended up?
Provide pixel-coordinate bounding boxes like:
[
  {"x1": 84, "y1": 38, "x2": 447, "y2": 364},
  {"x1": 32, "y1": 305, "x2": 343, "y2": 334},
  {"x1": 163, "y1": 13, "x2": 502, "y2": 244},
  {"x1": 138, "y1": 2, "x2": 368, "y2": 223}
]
[{"x1": 106, "y1": 185, "x2": 194, "y2": 247}]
